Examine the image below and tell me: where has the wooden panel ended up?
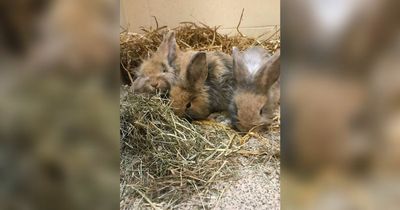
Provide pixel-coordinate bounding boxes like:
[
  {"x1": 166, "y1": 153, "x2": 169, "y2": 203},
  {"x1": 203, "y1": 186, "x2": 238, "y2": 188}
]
[{"x1": 120, "y1": 0, "x2": 280, "y2": 37}]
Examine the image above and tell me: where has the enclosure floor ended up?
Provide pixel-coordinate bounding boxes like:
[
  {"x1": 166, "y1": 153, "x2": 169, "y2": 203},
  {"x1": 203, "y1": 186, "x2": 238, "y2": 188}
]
[{"x1": 176, "y1": 136, "x2": 280, "y2": 210}]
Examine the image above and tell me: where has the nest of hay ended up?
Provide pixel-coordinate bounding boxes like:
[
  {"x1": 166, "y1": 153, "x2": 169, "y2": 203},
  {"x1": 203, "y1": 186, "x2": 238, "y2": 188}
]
[
  {"x1": 120, "y1": 21, "x2": 280, "y2": 84},
  {"x1": 120, "y1": 22, "x2": 280, "y2": 208},
  {"x1": 120, "y1": 88, "x2": 240, "y2": 207}
]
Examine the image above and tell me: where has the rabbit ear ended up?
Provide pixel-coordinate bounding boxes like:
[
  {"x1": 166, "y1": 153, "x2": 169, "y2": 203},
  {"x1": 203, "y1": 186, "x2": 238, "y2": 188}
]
[
  {"x1": 232, "y1": 47, "x2": 249, "y2": 84},
  {"x1": 187, "y1": 52, "x2": 208, "y2": 89},
  {"x1": 255, "y1": 49, "x2": 280, "y2": 92},
  {"x1": 157, "y1": 31, "x2": 178, "y2": 65}
]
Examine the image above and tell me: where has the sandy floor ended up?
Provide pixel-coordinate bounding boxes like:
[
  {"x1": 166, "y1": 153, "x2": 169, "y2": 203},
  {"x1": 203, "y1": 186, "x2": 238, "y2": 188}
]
[{"x1": 174, "y1": 137, "x2": 280, "y2": 210}]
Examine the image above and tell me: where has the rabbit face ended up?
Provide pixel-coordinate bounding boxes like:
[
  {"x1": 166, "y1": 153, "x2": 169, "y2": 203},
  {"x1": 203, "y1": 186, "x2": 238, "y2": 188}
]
[
  {"x1": 133, "y1": 58, "x2": 176, "y2": 94},
  {"x1": 231, "y1": 91, "x2": 274, "y2": 132}
]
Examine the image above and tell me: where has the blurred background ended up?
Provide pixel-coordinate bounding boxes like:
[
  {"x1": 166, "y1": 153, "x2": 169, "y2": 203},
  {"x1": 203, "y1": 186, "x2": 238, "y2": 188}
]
[
  {"x1": 282, "y1": 0, "x2": 400, "y2": 209},
  {"x1": 0, "y1": 0, "x2": 119, "y2": 209}
]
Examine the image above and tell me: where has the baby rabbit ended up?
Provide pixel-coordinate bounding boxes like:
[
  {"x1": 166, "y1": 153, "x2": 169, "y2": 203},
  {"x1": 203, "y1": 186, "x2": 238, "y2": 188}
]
[
  {"x1": 132, "y1": 31, "x2": 182, "y2": 95},
  {"x1": 169, "y1": 51, "x2": 234, "y2": 120},
  {"x1": 230, "y1": 47, "x2": 280, "y2": 132}
]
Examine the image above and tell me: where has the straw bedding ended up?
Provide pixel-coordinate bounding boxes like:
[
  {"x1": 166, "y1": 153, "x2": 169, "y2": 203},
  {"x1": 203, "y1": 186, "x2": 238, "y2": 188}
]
[{"x1": 120, "y1": 22, "x2": 280, "y2": 84}]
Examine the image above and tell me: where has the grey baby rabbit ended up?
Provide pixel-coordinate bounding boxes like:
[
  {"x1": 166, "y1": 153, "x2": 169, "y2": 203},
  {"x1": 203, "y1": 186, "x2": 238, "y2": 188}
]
[{"x1": 229, "y1": 47, "x2": 280, "y2": 132}]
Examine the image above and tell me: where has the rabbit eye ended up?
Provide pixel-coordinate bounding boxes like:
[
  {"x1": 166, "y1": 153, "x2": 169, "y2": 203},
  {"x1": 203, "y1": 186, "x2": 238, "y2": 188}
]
[
  {"x1": 161, "y1": 63, "x2": 168, "y2": 73},
  {"x1": 186, "y1": 102, "x2": 192, "y2": 109},
  {"x1": 259, "y1": 109, "x2": 263, "y2": 116}
]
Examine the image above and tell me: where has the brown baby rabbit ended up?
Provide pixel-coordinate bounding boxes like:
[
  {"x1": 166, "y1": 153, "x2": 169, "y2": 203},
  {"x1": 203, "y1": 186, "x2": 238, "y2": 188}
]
[
  {"x1": 229, "y1": 47, "x2": 280, "y2": 132},
  {"x1": 132, "y1": 31, "x2": 182, "y2": 95},
  {"x1": 169, "y1": 51, "x2": 234, "y2": 120}
]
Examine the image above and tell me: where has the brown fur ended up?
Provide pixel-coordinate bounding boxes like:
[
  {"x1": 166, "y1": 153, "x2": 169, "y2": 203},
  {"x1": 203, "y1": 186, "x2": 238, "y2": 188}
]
[
  {"x1": 232, "y1": 92, "x2": 275, "y2": 132},
  {"x1": 132, "y1": 31, "x2": 183, "y2": 94},
  {"x1": 230, "y1": 47, "x2": 280, "y2": 132},
  {"x1": 170, "y1": 51, "x2": 234, "y2": 120}
]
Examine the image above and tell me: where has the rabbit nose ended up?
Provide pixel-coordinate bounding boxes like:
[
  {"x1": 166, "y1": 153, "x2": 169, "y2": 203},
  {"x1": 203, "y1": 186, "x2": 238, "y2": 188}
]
[{"x1": 150, "y1": 81, "x2": 159, "y2": 88}]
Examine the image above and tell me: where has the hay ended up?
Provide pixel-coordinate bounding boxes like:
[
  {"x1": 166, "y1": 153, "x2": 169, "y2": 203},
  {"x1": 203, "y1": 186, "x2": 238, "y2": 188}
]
[
  {"x1": 120, "y1": 21, "x2": 280, "y2": 84},
  {"x1": 120, "y1": 87, "x2": 241, "y2": 207}
]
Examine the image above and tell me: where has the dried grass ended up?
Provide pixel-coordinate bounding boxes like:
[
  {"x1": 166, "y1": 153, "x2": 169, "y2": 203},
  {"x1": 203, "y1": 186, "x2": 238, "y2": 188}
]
[{"x1": 120, "y1": 88, "x2": 242, "y2": 207}]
